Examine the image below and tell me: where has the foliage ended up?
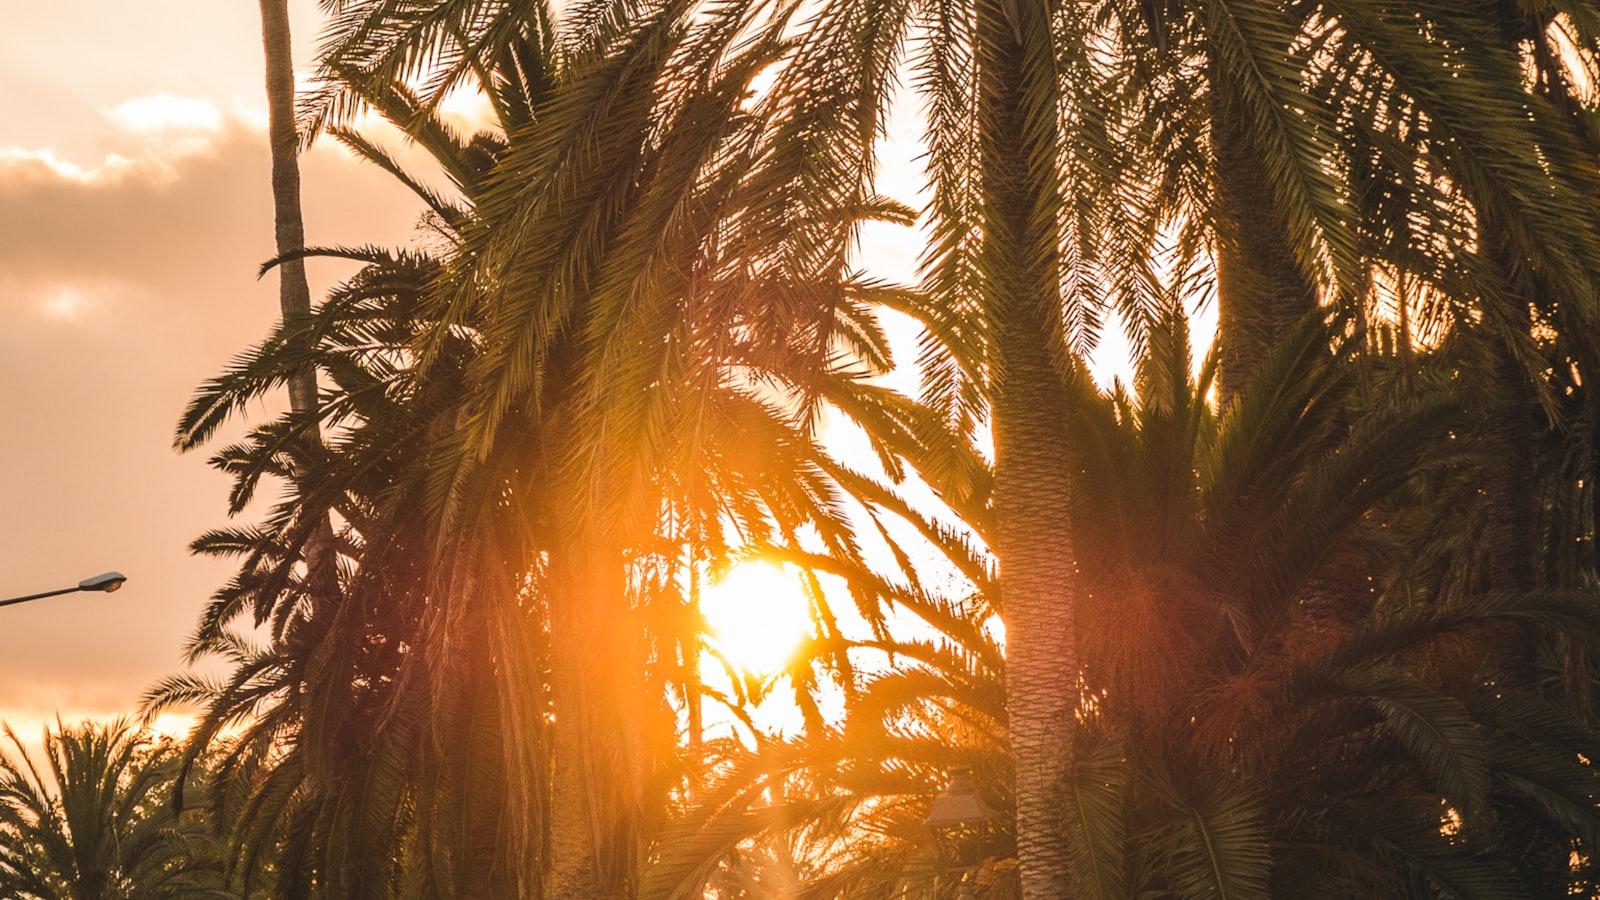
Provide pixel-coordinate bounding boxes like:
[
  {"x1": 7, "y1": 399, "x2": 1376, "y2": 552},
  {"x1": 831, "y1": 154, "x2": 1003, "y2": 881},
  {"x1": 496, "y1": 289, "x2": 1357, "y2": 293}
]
[
  {"x1": 149, "y1": 2, "x2": 926, "y2": 895},
  {"x1": 128, "y1": 0, "x2": 1600, "y2": 897},
  {"x1": 0, "y1": 720, "x2": 226, "y2": 899},
  {"x1": 655, "y1": 313, "x2": 1600, "y2": 898}
]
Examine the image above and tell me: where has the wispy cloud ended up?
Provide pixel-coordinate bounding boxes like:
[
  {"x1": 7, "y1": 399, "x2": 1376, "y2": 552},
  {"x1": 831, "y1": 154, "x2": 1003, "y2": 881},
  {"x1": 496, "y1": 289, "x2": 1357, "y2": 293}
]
[
  {"x1": 0, "y1": 108, "x2": 423, "y2": 729},
  {"x1": 0, "y1": 146, "x2": 141, "y2": 185}
]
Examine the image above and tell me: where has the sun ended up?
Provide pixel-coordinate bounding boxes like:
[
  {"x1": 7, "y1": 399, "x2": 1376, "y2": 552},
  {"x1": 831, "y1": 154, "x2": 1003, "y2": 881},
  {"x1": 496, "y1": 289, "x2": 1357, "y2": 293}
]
[{"x1": 700, "y1": 562, "x2": 814, "y2": 675}]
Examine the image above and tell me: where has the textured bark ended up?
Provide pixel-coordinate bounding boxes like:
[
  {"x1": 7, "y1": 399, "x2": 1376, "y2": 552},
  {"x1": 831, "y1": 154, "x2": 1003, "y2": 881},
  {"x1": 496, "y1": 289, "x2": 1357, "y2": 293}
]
[
  {"x1": 257, "y1": 0, "x2": 338, "y2": 593},
  {"x1": 1478, "y1": 12, "x2": 1564, "y2": 885},
  {"x1": 257, "y1": 0, "x2": 319, "y2": 423},
  {"x1": 1210, "y1": 84, "x2": 1318, "y2": 402},
  {"x1": 1475, "y1": 0, "x2": 1543, "y2": 601},
  {"x1": 1481, "y1": 281, "x2": 1567, "y2": 900},
  {"x1": 975, "y1": 0, "x2": 1078, "y2": 895},
  {"x1": 992, "y1": 326, "x2": 1081, "y2": 900}
]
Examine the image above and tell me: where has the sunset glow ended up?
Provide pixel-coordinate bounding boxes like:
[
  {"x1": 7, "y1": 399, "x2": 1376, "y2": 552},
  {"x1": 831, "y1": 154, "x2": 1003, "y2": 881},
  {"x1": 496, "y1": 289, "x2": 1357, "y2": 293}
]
[
  {"x1": 5, "y1": 1, "x2": 1598, "y2": 895},
  {"x1": 700, "y1": 562, "x2": 814, "y2": 676}
]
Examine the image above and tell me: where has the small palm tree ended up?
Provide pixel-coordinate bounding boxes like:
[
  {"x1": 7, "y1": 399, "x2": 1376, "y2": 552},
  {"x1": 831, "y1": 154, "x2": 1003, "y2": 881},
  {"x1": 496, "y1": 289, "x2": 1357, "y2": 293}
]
[{"x1": 0, "y1": 719, "x2": 224, "y2": 899}]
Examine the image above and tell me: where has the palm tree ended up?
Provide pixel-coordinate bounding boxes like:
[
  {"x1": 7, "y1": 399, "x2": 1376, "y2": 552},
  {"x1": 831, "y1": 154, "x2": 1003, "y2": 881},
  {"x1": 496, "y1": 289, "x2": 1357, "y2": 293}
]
[
  {"x1": 306, "y1": 3, "x2": 1082, "y2": 886},
  {"x1": 173, "y1": 3, "x2": 1600, "y2": 896},
  {"x1": 255, "y1": 0, "x2": 338, "y2": 595},
  {"x1": 0, "y1": 720, "x2": 225, "y2": 899},
  {"x1": 1064, "y1": 312, "x2": 1600, "y2": 896},
  {"x1": 1464, "y1": 3, "x2": 1600, "y2": 675},
  {"x1": 665, "y1": 3, "x2": 1600, "y2": 890},
  {"x1": 1135, "y1": 3, "x2": 1600, "y2": 399},
  {"x1": 653, "y1": 311, "x2": 1600, "y2": 897},
  {"x1": 160, "y1": 4, "x2": 928, "y2": 894},
  {"x1": 1315, "y1": 22, "x2": 1600, "y2": 864}
]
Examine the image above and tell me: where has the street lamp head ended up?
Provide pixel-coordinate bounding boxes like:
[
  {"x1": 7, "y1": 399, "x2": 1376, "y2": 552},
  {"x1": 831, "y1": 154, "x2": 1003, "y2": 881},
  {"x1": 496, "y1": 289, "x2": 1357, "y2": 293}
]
[
  {"x1": 925, "y1": 767, "x2": 997, "y2": 829},
  {"x1": 78, "y1": 571, "x2": 127, "y2": 593}
]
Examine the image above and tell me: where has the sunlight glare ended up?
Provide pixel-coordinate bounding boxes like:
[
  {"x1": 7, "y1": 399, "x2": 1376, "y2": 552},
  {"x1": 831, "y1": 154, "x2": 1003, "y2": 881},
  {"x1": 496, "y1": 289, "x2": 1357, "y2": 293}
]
[
  {"x1": 147, "y1": 712, "x2": 198, "y2": 742},
  {"x1": 700, "y1": 562, "x2": 813, "y2": 676},
  {"x1": 42, "y1": 286, "x2": 96, "y2": 321},
  {"x1": 108, "y1": 93, "x2": 223, "y2": 133}
]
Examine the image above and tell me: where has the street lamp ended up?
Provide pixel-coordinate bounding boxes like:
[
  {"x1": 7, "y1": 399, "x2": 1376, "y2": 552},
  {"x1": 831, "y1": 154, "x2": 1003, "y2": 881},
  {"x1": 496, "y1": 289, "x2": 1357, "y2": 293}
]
[
  {"x1": 0, "y1": 571, "x2": 128, "y2": 609},
  {"x1": 925, "y1": 766, "x2": 999, "y2": 898}
]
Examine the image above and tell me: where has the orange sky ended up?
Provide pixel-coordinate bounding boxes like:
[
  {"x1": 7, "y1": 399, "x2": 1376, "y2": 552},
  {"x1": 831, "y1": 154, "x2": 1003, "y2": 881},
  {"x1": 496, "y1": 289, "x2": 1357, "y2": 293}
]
[
  {"x1": 0, "y1": 1, "x2": 423, "y2": 737},
  {"x1": 0, "y1": 1, "x2": 1187, "y2": 742}
]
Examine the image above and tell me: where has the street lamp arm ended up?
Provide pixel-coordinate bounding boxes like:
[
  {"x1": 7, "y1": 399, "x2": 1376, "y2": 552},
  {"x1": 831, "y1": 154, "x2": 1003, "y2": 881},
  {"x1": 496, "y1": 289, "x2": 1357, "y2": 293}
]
[
  {"x1": 1, "y1": 572, "x2": 127, "y2": 609},
  {"x1": 0, "y1": 586, "x2": 82, "y2": 609}
]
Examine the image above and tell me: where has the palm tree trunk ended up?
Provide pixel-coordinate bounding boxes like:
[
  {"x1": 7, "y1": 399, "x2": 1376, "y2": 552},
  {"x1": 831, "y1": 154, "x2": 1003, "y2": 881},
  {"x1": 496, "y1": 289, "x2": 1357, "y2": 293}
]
[
  {"x1": 258, "y1": 0, "x2": 319, "y2": 425},
  {"x1": 257, "y1": 0, "x2": 337, "y2": 594},
  {"x1": 1475, "y1": 158, "x2": 1541, "y2": 601},
  {"x1": 1353, "y1": 265, "x2": 1373, "y2": 393},
  {"x1": 975, "y1": 0, "x2": 1078, "y2": 895},
  {"x1": 685, "y1": 545, "x2": 704, "y2": 751},
  {"x1": 1210, "y1": 82, "x2": 1318, "y2": 402},
  {"x1": 1397, "y1": 271, "x2": 1415, "y2": 391},
  {"x1": 992, "y1": 318, "x2": 1081, "y2": 900}
]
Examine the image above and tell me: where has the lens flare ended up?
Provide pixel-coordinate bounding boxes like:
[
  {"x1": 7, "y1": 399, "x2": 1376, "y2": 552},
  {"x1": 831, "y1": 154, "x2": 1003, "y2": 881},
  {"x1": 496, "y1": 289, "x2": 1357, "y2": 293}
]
[{"x1": 699, "y1": 562, "x2": 813, "y2": 675}]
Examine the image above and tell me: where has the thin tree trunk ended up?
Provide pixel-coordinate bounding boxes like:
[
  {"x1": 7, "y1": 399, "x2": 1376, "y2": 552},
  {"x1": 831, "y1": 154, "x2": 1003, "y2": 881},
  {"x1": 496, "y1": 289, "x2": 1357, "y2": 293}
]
[
  {"x1": 258, "y1": 0, "x2": 319, "y2": 424},
  {"x1": 257, "y1": 0, "x2": 337, "y2": 594},
  {"x1": 1477, "y1": 13, "x2": 1565, "y2": 889},
  {"x1": 1481, "y1": 232, "x2": 1566, "y2": 900},
  {"x1": 548, "y1": 555, "x2": 610, "y2": 899},
  {"x1": 975, "y1": 0, "x2": 1078, "y2": 895},
  {"x1": 992, "y1": 317, "x2": 1081, "y2": 900},
  {"x1": 1353, "y1": 265, "x2": 1373, "y2": 394},
  {"x1": 1397, "y1": 271, "x2": 1415, "y2": 391},
  {"x1": 1210, "y1": 82, "x2": 1318, "y2": 402}
]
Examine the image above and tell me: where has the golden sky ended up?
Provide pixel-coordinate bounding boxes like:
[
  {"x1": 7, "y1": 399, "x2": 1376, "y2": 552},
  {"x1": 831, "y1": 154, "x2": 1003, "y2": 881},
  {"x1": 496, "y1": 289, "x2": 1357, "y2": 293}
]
[
  {"x1": 0, "y1": 0, "x2": 1184, "y2": 741},
  {"x1": 0, "y1": 1, "x2": 422, "y2": 737}
]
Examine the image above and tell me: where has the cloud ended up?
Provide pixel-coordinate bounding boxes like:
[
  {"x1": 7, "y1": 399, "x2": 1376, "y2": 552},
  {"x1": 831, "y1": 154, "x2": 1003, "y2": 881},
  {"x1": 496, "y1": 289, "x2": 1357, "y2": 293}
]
[
  {"x1": 0, "y1": 113, "x2": 423, "y2": 724},
  {"x1": 0, "y1": 146, "x2": 142, "y2": 185},
  {"x1": 0, "y1": 113, "x2": 423, "y2": 321}
]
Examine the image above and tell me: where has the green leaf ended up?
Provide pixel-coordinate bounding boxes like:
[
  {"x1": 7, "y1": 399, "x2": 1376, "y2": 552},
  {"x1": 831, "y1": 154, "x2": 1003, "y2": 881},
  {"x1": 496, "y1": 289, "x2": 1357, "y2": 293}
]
[
  {"x1": 1063, "y1": 731, "x2": 1129, "y2": 899},
  {"x1": 1340, "y1": 671, "x2": 1490, "y2": 816}
]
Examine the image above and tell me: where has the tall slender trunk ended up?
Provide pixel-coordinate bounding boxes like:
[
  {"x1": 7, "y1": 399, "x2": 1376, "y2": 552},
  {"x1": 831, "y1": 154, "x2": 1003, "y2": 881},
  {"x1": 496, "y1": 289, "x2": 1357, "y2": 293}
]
[
  {"x1": 548, "y1": 670, "x2": 610, "y2": 899},
  {"x1": 258, "y1": 0, "x2": 319, "y2": 425},
  {"x1": 257, "y1": 0, "x2": 337, "y2": 595},
  {"x1": 975, "y1": 1, "x2": 1077, "y2": 895},
  {"x1": 1210, "y1": 81, "x2": 1318, "y2": 402},
  {"x1": 1475, "y1": 140, "x2": 1541, "y2": 603},
  {"x1": 1478, "y1": 9, "x2": 1569, "y2": 891},
  {"x1": 1475, "y1": 248, "x2": 1543, "y2": 691}
]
